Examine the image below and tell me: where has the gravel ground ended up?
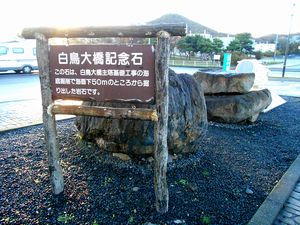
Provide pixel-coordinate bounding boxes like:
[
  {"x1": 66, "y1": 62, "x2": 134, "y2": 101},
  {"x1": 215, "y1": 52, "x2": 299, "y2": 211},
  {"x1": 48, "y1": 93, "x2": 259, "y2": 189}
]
[{"x1": 0, "y1": 96, "x2": 299, "y2": 225}]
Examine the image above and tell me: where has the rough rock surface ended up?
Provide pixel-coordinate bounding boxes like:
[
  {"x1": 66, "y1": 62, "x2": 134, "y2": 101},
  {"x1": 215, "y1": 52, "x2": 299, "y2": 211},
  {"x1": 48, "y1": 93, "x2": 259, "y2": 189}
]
[
  {"x1": 205, "y1": 89, "x2": 272, "y2": 123},
  {"x1": 76, "y1": 69, "x2": 207, "y2": 155},
  {"x1": 193, "y1": 72, "x2": 255, "y2": 94}
]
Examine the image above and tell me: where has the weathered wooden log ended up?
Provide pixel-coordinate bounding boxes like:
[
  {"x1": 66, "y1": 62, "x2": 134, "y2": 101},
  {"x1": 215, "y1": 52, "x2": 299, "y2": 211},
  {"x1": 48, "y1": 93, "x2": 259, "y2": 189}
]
[
  {"x1": 22, "y1": 24, "x2": 186, "y2": 39},
  {"x1": 36, "y1": 33, "x2": 64, "y2": 195},
  {"x1": 154, "y1": 31, "x2": 170, "y2": 213},
  {"x1": 52, "y1": 105, "x2": 158, "y2": 121},
  {"x1": 76, "y1": 69, "x2": 208, "y2": 155}
]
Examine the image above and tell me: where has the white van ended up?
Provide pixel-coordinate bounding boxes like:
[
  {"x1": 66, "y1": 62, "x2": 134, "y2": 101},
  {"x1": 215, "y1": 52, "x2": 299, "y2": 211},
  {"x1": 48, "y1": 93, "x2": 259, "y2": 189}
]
[{"x1": 0, "y1": 39, "x2": 38, "y2": 74}]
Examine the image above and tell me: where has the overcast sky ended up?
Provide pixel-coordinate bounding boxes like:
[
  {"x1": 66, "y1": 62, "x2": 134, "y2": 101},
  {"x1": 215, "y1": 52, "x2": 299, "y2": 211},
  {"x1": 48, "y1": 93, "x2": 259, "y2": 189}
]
[{"x1": 1, "y1": 0, "x2": 299, "y2": 38}]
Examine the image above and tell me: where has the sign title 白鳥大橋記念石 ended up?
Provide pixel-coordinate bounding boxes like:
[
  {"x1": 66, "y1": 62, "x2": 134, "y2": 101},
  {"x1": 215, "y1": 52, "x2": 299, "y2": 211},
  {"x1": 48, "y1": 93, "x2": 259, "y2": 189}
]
[{"x1": 49, "y1": 45, "x2": 155, "y2": 103}]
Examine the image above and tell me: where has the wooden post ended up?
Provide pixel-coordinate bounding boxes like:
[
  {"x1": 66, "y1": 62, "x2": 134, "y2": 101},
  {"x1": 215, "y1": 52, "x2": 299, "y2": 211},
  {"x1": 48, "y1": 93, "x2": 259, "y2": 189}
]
[
  {"x1": 22, "y1": 24, "x2": 186, "y2": 39},
  {"x1": 22, "y1": 24, "x2": 186, "y2": 211},
  {"x1": 154, "y1": 31, "x2": 170, "y2": 213},
  {"x1": 36, "y1": 33, "x2": 64, "y2": 195}
]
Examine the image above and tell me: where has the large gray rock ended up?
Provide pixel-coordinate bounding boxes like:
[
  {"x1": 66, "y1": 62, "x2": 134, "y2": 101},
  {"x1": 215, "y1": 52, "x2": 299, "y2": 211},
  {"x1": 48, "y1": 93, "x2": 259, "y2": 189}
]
[
  {"x1": 205, "y1": 89, "x2": 272, "y2": 123},
  {"x1": 193, "y1": 72, "x2": 255, "y2": 94},
  {"x1": 76, "y1": 69, "x2": 207, "y2": 156}
]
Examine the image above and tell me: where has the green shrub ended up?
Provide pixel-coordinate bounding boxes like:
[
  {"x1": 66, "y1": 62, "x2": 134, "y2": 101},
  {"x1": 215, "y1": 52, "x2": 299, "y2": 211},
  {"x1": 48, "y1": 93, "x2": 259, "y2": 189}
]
[
  {"x1": 263, "y1": 50, "x2": 275, "y2": 57},
  {"x1": 220, "y1": 52, "x2": 250, "y2": 67},
  {"x1": 231, "y1": 52, "x2": 250, "y2": 65},
  {"x1": 254, "y1": 51, "x2": 263, "y2": 60}
]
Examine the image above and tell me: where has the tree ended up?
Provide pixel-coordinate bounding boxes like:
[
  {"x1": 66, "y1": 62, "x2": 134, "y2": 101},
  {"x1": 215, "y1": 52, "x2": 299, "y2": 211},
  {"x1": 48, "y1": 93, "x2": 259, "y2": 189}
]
[
  {"x1": 227, "y1": 39, "x2": 242, "y2": 52},
  {"x1": 289, "y1": 42, "x2": 300, "y2": 54},
  {"x1": 170, "y1": 36, "x2": 181, "y2": 56},
  {"x1": 176, "y1": 35, "x2": 225, "y2": 58},
  {"x1": 278, "y1": 39, "x2": 300, "y2": 55},
  {"x1": 254, "y1": 51, "x2": 263, "y2": 60},
  {"x1": 211, "y1": 38, "x2": 224, "y2": 53},
  {"x1": 176, "y1": 37, "x2": 190, "y2": 57},
  {"x1": 276, "y1": 38, "x2": 286, "y2": 54},
  {"x1": 196, "y1": 35, "x2": 213, "y2": 54},
  {"x1": 227, "y1": 33, "x2": 254, "y2": 54},
  {"x1": 235, "y1": 33, "x2": 254, "y2": 54},
  {"x1": 176, "y1": 36, "x2": 198, "y2": 59}
]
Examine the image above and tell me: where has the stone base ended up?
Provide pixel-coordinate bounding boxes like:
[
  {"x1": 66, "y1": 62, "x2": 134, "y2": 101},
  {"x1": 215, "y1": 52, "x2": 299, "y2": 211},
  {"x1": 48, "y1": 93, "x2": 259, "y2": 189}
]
[
  {"x1": 193, "y1": 72, "x2": 255, "y2": 94},
  {"x1": 205, "y1": 89, "x2": 272, "y2": 123}
]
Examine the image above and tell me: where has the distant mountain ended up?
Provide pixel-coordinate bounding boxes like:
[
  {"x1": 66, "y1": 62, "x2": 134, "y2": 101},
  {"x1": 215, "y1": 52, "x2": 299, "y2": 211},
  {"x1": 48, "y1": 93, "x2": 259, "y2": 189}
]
[
  {"x1": 255, "y1": 34, "x2": 286, "y2": 43},
  {"x1": 255, "y1": 33, "x2": 300, "y2": 43},
  {"x1": 147, "y1": 14, "x2": 225, "y2": 36},
  {"x1": 148, "y1": 14, "x2": 300, "y2": 41}
]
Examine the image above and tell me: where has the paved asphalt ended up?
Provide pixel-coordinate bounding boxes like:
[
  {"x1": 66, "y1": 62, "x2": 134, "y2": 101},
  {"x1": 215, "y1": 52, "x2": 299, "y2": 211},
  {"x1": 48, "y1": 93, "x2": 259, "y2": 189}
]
[
  {"x1": 0, "y1": 73, "x2": 71, "y2": 131},
  {"x1": 0, "y1": 74, "x2": 42, "y2": 131},
  {"x1": 0, "y1": 73, "x2": 40, "y2": 102}
]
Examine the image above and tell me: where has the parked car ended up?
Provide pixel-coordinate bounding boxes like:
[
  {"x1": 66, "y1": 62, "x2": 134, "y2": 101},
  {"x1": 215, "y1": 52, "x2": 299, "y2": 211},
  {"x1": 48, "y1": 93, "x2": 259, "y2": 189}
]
[{"x1": 0, "y1": 39, "x2": 38, "y2": 74}]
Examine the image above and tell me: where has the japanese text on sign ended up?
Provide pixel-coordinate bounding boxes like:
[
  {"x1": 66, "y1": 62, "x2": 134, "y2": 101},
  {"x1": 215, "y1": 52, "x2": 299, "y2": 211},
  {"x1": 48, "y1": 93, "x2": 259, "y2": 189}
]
[
  {"x1": 49, "y1": 45, "x2": 155, "y2": 103},
  {"x1": 58, "y1": 51, "x2": 143, "y2": 66}
]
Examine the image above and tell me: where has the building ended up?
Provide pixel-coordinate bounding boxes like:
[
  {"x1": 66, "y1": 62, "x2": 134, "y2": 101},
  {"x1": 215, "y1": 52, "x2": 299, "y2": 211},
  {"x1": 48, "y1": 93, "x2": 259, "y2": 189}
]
[
  {"x1": 253, "y1": 42, "x2": 276, "y2": 52},
  {"x1": 217, "y1": 35, "x2": 235, "y2": 49},
  {"x1": 187, "y1": 30, "x2": 213, "y2": 40}
]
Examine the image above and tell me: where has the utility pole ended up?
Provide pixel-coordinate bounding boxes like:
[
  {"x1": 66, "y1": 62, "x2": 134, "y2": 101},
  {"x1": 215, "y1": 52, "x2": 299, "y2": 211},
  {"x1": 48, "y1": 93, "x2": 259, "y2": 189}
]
[
  {"x1": 273, "y1": 34, "x2": 278, "y2": 61},
  {"x1": 282, "y1": 2, "x2": 296, "y2": 78}
]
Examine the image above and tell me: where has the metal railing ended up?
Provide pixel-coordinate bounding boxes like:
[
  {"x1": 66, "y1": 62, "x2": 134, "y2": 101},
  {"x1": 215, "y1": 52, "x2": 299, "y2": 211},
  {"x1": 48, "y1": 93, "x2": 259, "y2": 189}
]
[{"x1": 169, "y1": 59, "x2": 220, "y2": 67}]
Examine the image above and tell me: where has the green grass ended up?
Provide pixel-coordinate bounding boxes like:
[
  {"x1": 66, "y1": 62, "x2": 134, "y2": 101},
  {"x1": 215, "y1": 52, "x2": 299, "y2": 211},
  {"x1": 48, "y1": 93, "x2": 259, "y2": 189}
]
[
  {"x1": 57, "y1": 213, "x2": 74, "y2": 223},
  {"x1": 202, "y1": 169, "x2": 210, "y2": 177},
  {"x1": 201, "y1": 216, "x2": 211, "y2": 224},
  {"x1": 176, "y1": 178, "x2": 189, "y2": 186},
  {"x1": 128, "y1": 216, "x2": 135, "y2": 223},
  {"x1": 92, "y1": 219, "x2": 99, "y2": 225}
]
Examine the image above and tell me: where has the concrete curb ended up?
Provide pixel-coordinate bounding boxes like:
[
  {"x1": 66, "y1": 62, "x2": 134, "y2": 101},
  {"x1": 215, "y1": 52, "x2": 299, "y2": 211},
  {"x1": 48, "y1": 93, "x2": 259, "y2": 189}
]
[
  {"x1": 0, "y1": 121, "x2": 43, "y2": 133},
  {"x1": 268, "y1": 77, "x2": 300, "y2": 81},
  {"x1": 248, "y1": 154, "x2": 300, "y2": 225},
  {"x1": 0, "y1": 116, "x2": 75, "y2": 133}
]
